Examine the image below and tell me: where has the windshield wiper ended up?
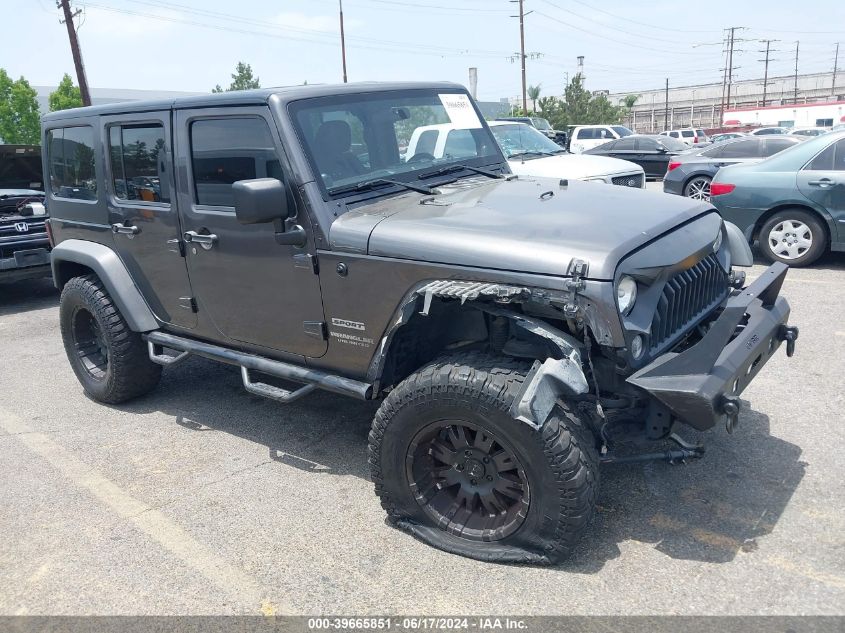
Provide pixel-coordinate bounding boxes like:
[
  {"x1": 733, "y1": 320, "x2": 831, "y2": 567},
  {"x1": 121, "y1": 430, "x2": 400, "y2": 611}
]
[
  {"x1": 509, "y1": 151, "x2": 556, "y2": 159},
  {"x1": 418, "y1": 164, "x2": 504, "y2": 181},
  {"x1": 328, "y1": 178, "x2": 433, "y2": 196}
]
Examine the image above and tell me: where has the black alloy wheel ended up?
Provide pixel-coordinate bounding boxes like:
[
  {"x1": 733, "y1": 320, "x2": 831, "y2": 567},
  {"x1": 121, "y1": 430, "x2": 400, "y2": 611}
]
[{"x1": 405, "y1": 420, "x2": 529, "y2": 541}]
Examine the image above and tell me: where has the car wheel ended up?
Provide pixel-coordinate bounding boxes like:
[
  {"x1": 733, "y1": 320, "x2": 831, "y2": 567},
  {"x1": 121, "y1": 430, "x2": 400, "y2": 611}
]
[
  {"x1": 368, "y1": 351, "x2": 599, "y2": 565},
  {"x1": 683, "y1": 175, "x2": 712, "y2": 201},
  {"x1": 759, "y1": 210, "x2": 826, "y2": 267},
  {"x1": 60, "y1": 274, "x2": 162, "y2": 403}
]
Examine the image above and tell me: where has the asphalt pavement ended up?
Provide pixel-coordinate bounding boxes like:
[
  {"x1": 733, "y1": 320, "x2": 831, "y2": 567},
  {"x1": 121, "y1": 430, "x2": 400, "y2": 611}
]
[{"x1": 1, "y1": 251, "x2": 843, "y2": 615}]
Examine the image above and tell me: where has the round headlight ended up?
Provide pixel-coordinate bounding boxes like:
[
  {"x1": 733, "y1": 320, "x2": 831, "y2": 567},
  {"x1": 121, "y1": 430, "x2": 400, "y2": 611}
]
[
  {"x1": 617, "y1": 275, "x2": 638, "y2": 315},
  {"x1": 713, "y1": 228, "x2": 724, "y2": 252}
]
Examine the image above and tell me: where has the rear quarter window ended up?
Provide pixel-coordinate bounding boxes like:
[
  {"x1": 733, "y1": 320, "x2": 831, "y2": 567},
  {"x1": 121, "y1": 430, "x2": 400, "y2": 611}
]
[{"x1": 47, "y1": 126, "x2": 97, "y2": 201}]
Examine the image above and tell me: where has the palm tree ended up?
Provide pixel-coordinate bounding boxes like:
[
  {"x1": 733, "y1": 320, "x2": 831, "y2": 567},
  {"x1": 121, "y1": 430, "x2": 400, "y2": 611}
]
[
  {"x1": 622, "y1": 94, "x2": 640, "y2": 109},
  {"x1": 527, "y1": 84, "x2": 542, "y2": 113}
]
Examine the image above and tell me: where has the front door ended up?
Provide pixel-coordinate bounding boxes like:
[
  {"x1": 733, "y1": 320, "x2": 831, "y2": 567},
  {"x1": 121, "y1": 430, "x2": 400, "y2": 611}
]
[
  {"x1": 797, "y1": 137, "x2": 845, "y2": 243},
  {"x1": 102, "y1": 112, "x2": 196, "y2": 328},
  {"x1": 173, "y1": 107, "x2": 327, "y2": 357}
]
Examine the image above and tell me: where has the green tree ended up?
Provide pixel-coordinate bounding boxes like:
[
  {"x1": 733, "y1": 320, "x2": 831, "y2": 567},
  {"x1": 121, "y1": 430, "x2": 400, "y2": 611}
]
[
  {"x1": 622, "y1": 94, "x2": 640, "y2": 109},
  {"x1": 0, "y1": 69, "x2": 40, "y2": 144},
  {"x1": 527, "y1": 84, "x2": 541, "y2": 113},
  {"x1": 562, "y1": 74, "x2": 591, "y2": 125},
  {"x1": 212, "y1": 62, "x2": 261, "y2": 92},
  {"x1": 588, "y1": 93, "x2": 624, "y2": 125},
  {"x1": 49, "y1": 74, "x2": 83, "y2": 112}
]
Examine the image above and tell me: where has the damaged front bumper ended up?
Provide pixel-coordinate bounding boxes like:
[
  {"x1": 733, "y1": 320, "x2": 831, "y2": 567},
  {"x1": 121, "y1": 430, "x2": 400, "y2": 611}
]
[{"x1": 627, "y1": 262, "x2": 797, "y2": 432}]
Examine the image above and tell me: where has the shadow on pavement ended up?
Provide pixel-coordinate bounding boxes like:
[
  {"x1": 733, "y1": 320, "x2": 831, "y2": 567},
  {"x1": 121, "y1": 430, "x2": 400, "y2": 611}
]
[
  {"x1": 112, "y1": 355, "x2": 804, "y2": 571},
  {"x1": 0, "y1": 277, "x2": 59, "y2": 317}
]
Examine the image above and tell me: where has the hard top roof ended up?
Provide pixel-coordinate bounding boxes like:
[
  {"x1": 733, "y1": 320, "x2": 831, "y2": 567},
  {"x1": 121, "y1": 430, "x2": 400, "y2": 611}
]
[{"x1": 42, "y1": 81, "x2": 465, "y2": 122}]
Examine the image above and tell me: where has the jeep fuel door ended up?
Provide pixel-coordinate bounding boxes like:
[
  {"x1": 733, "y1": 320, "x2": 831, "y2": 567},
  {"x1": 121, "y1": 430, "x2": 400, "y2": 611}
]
[
  {"x1": 174, "y1": 107, "x2": 327, "y2": 357},
  {"x1": 101, "y1": 112, "x2": 197, "y2": 328}
]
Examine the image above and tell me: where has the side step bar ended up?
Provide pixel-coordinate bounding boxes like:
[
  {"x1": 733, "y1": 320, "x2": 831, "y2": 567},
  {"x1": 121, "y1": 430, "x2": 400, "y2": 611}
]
[{"x1": 145, "y1": 331, "x2": 373, "y2": 403}]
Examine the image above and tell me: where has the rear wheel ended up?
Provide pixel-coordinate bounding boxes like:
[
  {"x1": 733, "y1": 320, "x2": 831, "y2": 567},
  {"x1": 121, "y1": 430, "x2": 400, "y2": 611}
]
[
  {"x1": 759, "y1": 209, "x2": 826, "y2": 267},
  {"x1": 683, "y1": 175, "x2": 712, "y2": 201},
  {"x1": 60, "y1": 274, "x2": 162, "y2": 403},
  {"x1": 368, "y1": 352, "x2": 599, "y2": 565}
]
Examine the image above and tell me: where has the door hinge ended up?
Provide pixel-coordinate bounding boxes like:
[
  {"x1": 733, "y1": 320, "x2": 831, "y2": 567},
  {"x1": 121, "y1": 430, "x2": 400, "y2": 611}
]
[
  {"x1": 178, "y1": 296, "x2": 198, "y2": 313},
  {"x1": 293, "y1": 252, "x2": 319, "y2": 274},
  {"x1": 303, "y1": 321, "x2": 327, "y2": 340}
]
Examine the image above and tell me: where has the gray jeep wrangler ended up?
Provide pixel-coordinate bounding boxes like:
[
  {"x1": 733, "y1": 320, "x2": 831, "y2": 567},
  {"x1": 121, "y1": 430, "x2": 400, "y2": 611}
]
[{"x1": 44, "y1": 82, "x2": 798, "y2": 564}]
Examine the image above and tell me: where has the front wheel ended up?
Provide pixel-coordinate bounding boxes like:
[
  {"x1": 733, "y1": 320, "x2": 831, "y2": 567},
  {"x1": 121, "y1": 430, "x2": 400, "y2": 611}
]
[
  {"x1": 683, "y1": 175, "x2": 711, "y2": 201},
  {"x1": 368, "y1": 352, "x2": 599, "y2": 565},
  {"x1": 60, "y1": 274, "x2": 162, "y2": 404},
  {"x1": 759, "y1": 210, "x2": 827, "y2": 267}
]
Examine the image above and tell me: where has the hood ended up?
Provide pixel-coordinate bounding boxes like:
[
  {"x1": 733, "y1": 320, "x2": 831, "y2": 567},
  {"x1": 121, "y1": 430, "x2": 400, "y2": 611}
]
[
  {"x1": 507, "y1": 154, "x2": 642, "y2": 179},
  {"x1": 329, "y1": 176, "x2": 715, "y2": 280}
]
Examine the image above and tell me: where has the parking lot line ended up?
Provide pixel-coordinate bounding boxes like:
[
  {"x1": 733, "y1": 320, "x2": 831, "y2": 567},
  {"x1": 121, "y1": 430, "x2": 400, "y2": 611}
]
[{"x1": 0, "y1": 408, "x2": 289, "y2": 616}]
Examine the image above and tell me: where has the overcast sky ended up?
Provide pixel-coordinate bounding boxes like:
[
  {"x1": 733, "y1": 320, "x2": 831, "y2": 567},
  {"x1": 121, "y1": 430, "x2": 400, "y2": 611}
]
[{"x1": 5, "y1": 0, "x2": 843, "y2": 102}]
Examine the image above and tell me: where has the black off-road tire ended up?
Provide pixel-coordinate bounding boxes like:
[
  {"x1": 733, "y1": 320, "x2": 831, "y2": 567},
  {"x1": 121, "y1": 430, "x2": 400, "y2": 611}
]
[
  {"x1": 368, "y1": 352, "x2": 600, "y2": 565},
  {"x1": 758, "y1": 209, "x2": 827, "y2": 267},
  {"x1": 60, "y1": 274, "x2": 162, "y2": 404}
]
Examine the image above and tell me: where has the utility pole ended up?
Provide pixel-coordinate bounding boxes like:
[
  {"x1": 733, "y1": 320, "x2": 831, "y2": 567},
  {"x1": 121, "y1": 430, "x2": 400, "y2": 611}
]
[
  {"x1": 338, "y1": 0, "x2": 348, "y2": 83},
  {"x1": 725, "y1": 27, "x2": 737, "y2": 109},
  {"x1": 833, "y1": 42, "x2": 840, "y2": 97},
  {"x1": 758, "y1": 39, "x2": 779, "y2": 107},
  {"x1": 793, "y1": 41, "x2": 800, "y2": 104},
  {"x1": 515, "y1": 0, "x2": 528, "y2": 112},
  {"x1": 58, "y1": 0, "x2": 91, "y2": 106},
  {"x1": 664, "y1": 78, "x2": 669, "y2": 131}
]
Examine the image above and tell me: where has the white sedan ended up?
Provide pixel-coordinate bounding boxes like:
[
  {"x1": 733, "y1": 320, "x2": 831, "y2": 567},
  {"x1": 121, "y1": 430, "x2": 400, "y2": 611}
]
[{"x1": 407, "y1": 121, "x2": 645, "y2": 188}]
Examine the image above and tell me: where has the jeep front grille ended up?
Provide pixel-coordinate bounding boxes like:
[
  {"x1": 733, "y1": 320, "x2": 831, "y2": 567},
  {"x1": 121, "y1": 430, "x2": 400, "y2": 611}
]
[
  {"x1": 611, "y1": 174, "x2": 643, "y2": 188},
  {"x1": 650, "y1": 254, "x2": 729, "y2": 351}
]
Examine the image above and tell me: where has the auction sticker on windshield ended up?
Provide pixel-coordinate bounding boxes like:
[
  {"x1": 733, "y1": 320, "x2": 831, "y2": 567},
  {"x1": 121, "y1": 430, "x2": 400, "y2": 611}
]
[{"x1": 439, "y1": 93, "x2": 482, "y2": 129}]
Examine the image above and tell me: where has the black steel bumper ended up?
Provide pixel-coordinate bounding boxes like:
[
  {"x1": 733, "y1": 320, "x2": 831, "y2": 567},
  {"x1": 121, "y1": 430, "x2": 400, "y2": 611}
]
[{"x1": 627, "y1": 262, "x2": 797, "y2": 431}]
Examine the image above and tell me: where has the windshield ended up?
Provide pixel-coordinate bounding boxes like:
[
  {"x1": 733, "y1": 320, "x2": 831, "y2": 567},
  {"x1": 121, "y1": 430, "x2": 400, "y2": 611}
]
[
  {"x1": 531, "y1": 117, "x2": 552, "y2": 131},
  {"x1": 490, "y1": 123, "x2": 563, "y2": 158},
  {"x1": 612, "y1": 126, "x2": 634, "y2": 137},
  {"x1": 290, "y1": 90, "x2": 501, "y2": 195}
]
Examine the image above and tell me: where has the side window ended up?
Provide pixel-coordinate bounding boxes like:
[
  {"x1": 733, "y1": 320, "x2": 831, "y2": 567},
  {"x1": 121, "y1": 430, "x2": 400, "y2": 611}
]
[
  {"x1": 762, "y1": 138, "x2": 795, "y2": 157},
  {"x1": 805, "y1": 140, "x2": 845, "y2": 171},
  {"x1": 636, "y1": 138, "x2": 659, "y2": 152},
  {"x1": 576, "y1": 128, "x2": 594, "y2": 140},
  {"x1": 600, "y1": 128, "x2": 615, "y2": 139},
  {"x1": 47, "y1": 126, "x2": 97, "y2": 200},
  {"x1": 190, "y1": 118, "x2": 278, "y2": 208},
  {"x1": 109, "y1": 123, "x2": 168, "y2": 203},
  {"x1": 701, "y1": 145, "x2": 724, "y2": 158},
  {"x1": 669, "y1": 131, "x2": 679, "y2": 138},
  {"x1": 681, "y1": 130, "x2": 695, "y2": 138},
  {"x1": 719, "y1": 139, "x2": 760, "y2": 158},
  {"x1": 443, "y1": 129, "x2": 477, "y2": 158},
  {"x1": 613, "y1": 138, "x2": 636, "y2": 150}
]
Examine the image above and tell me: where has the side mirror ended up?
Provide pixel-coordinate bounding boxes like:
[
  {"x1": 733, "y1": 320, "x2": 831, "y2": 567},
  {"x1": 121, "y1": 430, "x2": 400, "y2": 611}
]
[{"x1": 233, "y1": 178, "x2": 289, "y2": 225}]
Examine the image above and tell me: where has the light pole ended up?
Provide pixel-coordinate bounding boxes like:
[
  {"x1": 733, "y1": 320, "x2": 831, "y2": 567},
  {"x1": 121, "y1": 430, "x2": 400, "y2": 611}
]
[{"x1": 339, "y1": 0, "x2": 348, "y2": 83}]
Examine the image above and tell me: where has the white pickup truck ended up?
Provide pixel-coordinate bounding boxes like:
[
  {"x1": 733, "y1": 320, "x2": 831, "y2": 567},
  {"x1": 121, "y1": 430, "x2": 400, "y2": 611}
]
[{"x1": 407, "y1": 121, "x2": 645, "y2": 188}]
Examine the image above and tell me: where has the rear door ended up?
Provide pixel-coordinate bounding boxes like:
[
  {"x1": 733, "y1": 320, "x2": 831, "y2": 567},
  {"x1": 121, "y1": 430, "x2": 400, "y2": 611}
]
[
  {"x1": 101, "y1": 112, "x2": 197, "y2": 328},
  {"x1": 174, "y1": 106, "x2": 327, "y2": 357},
  {"x1": 797, "y1": 138, "x2": 845, "y2": 242},
  {"x1": 634, "y1": 138, "x2": 667, "y2": 177}
]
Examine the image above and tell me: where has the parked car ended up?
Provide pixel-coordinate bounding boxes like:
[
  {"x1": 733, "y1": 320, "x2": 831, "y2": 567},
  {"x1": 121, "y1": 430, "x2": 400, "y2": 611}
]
[
  {"x1": 749, "y1": 127, "x2": 791, "y2": 136},
  {"x1": 568, "y1": 124, "x2": 634, "y2": 153},
  {"x1": 711, "y1": 131, "x2": 845, "y2": 266},
  {"x1": 660, "y1": 128, "x2": 709, "y2": 146},
  {"x1": 710, "y1": 132, "x2": 746, "y2": 143},
  {"x1": 0, "y1": 145, "x2": 51, "y2": 282},
  {"x1": 495, "y1": 116, "x2": 566, "y2": 146},
  {"x1": 407, "y1": 121, "x2": 645, "y2": 187},
  {"x1": 663, "y1": 136, "x2": 803, "y2": 201},
  {"x1": 45, "y1": 82, "x2": 797, "y2": 564},
  {"x1": 584, "y1": 134, "x2": 689, "y2": 179},
  {"x1": 790, "y1": 127, "x2": 828, "y2": 138}
]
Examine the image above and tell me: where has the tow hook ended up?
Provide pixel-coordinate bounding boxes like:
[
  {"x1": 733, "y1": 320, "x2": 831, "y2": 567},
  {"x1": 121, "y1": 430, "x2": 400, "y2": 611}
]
[
  {"x1": 778, "y1": 324, "x2": 799, "y2": 357},
  {"x1": 722, "y1": 396, "x2": 741, "y2": 434},
  {"x1": 729, "y1": 270, "x2": 746, "y2": 289}
]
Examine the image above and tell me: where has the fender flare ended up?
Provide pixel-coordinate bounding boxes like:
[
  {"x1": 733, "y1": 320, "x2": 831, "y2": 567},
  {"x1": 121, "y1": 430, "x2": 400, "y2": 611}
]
[
  {"x1": 51, "y1": 239, "x2": 159, "y2": 332},
  {"x1": 724, "y1": 221, "x2": 754, "y2": 267}
]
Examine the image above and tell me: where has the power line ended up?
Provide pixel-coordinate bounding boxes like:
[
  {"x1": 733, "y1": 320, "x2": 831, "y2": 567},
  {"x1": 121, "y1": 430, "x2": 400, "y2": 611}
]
[
  {"x1": 567, "y1": 0, "x2": 719, "y2": 34},
  {"x1": 794, "y1": 41, "x2": 800, "y2": 103}
]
